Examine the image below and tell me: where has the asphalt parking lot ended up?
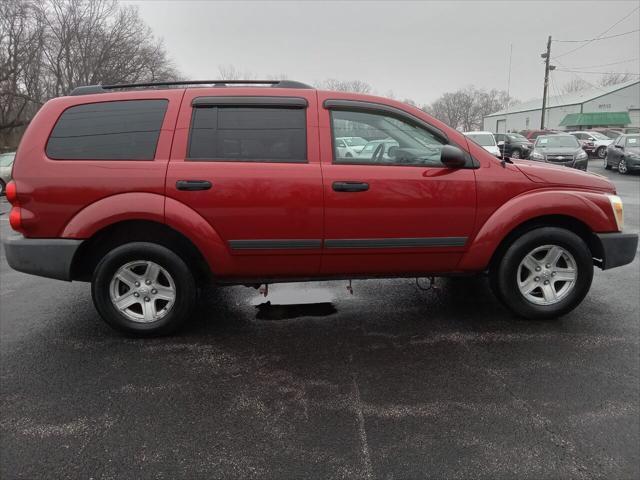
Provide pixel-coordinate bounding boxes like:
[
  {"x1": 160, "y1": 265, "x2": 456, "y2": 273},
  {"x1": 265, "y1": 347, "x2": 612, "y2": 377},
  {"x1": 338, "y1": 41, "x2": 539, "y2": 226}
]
[{"x1": 1, "y1": 159, "x2": 638, "y2": 479}]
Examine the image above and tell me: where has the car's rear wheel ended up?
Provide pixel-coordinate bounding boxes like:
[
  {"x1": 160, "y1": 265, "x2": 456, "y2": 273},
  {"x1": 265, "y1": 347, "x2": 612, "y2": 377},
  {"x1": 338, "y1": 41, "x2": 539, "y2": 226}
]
[
  {"x1": 618, "y1": 158, "x2": 628, "y2": 174},
  {"x1": 596, "y1": 146, "x2": 606, "y2": 159},
  {"x1": 92, "y1": 242, "x2": 196, "y2": 336},
  {"x1": 490, "y1": 227, "x2": 593, "y2": 319}
]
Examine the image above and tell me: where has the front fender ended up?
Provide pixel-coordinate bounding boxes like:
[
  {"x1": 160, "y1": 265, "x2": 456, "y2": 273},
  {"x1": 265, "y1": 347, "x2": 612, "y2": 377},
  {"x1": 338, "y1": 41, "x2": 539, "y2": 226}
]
[{"x1": 458, "y1": 189, "x2": 617, "y2": 271}]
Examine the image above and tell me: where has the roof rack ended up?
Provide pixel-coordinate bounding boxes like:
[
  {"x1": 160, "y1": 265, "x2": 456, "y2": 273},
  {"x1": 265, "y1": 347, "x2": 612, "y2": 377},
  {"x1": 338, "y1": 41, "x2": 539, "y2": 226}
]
[{"x1": 70, "y1": 79, "x2": 314, "y2": 96}]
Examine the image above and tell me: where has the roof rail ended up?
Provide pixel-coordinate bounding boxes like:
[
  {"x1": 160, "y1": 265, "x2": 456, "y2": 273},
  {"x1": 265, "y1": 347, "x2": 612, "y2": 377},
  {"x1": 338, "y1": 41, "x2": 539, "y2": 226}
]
[{"x1": 69, "y1": 79, "x2": 314, "y2": 96}]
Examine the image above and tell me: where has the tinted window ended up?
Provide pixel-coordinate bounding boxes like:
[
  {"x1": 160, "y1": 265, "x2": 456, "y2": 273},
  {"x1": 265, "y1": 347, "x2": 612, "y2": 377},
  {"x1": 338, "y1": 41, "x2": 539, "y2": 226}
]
[
  {"x1": 535, "y1": 136, "x2": 580, "y2": 148},
  {"x1": 330, "y1": 110, "x2": 445, "y2": 166},
  {"x1": 46, "y1": 100, "x2": 168, "y2": 160},
  {"x1": 188, "y1": 107, "x2": 306, "y2": 162}
]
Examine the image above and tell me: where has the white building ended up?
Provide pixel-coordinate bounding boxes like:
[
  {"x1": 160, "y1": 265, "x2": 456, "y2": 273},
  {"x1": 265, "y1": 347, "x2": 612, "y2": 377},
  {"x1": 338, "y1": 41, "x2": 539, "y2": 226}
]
[{"x1": 483, "y1": 79, "x2": 640, "y2": 133}]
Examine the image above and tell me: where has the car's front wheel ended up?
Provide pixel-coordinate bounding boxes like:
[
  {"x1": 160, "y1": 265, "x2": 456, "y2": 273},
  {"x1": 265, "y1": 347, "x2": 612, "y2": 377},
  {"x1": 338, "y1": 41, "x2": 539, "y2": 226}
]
[
  {"x1": 92, "y1": 242, "x2": 196, "y2": 336},
  {"x1": 510, "y1": 149, "x2": 521, "y2": 159},
  {"x1": 596, "y1": 146, "x2": 606, "y2": 159},
  {"x1": 490, "y1": 227, "x2": 593, "y2": 319},
  {"x1": 618, "y1": 158, "x2": 628, "y2": 174}
]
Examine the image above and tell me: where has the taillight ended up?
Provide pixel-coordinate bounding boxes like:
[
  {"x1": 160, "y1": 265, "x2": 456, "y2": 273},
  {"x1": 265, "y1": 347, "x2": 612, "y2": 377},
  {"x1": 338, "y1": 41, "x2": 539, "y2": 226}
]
[
  {"x1": 9, "y1": 207, "x2": 22, "y2": 232},
  {"x1": 5, "y1": 181, "x2": 17, "y2": 204}
]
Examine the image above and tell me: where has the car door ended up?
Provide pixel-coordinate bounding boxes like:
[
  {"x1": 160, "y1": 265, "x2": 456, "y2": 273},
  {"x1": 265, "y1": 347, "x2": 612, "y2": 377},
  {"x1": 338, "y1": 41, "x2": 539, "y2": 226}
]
[
  {"x1": 318, "y1": 94, "x2": 477, "y2": 276},
  {"x1": 166, "y1": 88, "x2": 323, "y2": 279},
  {"x1": 611, "y1": 135, "x2": 625, "y2": 165}
]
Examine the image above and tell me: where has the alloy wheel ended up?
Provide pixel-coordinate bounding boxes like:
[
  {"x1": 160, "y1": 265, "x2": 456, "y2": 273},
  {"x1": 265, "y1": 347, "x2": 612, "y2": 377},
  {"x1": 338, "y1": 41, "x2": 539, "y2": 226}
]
[
  {"x1": 511, "y1": 150, "x2": 521, "y2": 159},
  {"x1": 109, "y1": 260, "x2": 176, "y2": 322},
  {"x1": 597, "y1": 147, "x2": 606, "y2": 159},
  {"x1": 517, "y1": 245, "x2": 577, "y2": 306},
  {"x1": 618, "y1": 159, "x2": 628, "y2": 174}
]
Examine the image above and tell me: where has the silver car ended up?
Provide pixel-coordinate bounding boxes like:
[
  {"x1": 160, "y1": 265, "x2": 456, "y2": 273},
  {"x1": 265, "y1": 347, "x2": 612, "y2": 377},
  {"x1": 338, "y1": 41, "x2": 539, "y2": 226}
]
[{"x1": 0, "y1": 152, "x2": 16, "y2": 196}]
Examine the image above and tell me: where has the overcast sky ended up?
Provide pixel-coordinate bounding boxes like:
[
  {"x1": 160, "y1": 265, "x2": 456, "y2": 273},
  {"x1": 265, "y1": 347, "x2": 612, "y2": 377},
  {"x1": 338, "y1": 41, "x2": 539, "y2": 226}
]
[{"x1": 124, "y1": 0, "x2": 640, "y2": 105}]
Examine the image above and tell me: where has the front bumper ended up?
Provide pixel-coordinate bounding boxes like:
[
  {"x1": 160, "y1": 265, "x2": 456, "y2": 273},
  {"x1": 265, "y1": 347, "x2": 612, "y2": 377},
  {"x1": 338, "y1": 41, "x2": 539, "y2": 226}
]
[
  {"x1": 3, "y1": 234, "x2": 83, "y2": 281},
  {"x1": 595, "y1": 232, "x2": 638, "y2": 270}
]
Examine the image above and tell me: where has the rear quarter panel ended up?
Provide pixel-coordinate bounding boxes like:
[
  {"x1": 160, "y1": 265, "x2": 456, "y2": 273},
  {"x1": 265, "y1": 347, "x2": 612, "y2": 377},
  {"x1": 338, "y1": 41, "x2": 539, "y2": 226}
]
[{"x1": 11, "y1": 90, "x2": 184, "y2": 238}]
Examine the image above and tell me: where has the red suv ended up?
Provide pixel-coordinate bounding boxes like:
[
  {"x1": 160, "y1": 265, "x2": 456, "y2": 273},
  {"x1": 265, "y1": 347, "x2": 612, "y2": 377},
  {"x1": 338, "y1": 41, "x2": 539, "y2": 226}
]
[{"x1": 4, "y1": 80, "x2": 637, "y2": 335}]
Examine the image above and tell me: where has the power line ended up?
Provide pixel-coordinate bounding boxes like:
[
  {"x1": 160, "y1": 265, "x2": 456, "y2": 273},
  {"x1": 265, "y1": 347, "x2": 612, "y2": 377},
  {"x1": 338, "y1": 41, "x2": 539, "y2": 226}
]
[
  {"x1": 554, "y1": 6, "x2": 640, "y2": 59},
  {"x1": 555, "y1": 69, "x2": 640, "y2": 75},
  {"x1": 560, "y1": 57, "x2": 639, "y2": 69},
  {"x1": 554, "y1": 59, "x2": 610, "y2": 93},
  {"x1": 553, "y1": 28, "x2": 639, "y2": 43}
]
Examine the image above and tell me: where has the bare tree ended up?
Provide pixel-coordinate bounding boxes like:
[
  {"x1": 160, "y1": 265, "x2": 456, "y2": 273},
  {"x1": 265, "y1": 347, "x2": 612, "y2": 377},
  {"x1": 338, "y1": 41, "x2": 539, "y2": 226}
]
[
  {"x1": 0, "y1": 0, "x2": 46, "y2": 137},
  {"x1": 562, "y1": 77, "x2": 590, "y2": 94},
  {"x1": 218, "y1": 64, "x2": 257, "y2": 80},
  {"x1": 598, "y1": 72, "x2": 634, "y2": 87},
  {"x1": 316, "y1": 78, "x2": 372, "y2": 94},
  {"x1": 1, "y1": 0, "x2": 181, "y2": 148},
  {"x1": 424, "y1": 86, "x2": 513, "y2": 131}
]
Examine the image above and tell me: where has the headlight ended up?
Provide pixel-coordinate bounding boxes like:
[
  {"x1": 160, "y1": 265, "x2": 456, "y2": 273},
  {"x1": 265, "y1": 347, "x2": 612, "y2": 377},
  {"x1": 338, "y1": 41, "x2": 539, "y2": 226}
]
[
  {"x1": 607, "y1": 194, "x2": 624, "y2": 231},
  {"x1": 530, "y1": 150, "x2": 544, "y2": 160},
  {"x1": 576, "y1": 150, "x2": 588, "y2": 160}
]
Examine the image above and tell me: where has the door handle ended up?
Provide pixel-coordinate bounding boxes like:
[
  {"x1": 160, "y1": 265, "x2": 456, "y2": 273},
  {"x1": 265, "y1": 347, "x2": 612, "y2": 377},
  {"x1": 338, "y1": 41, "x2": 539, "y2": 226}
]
[
  {"x1": 332, "y1": 181, "x2": 369, "y2": 192},
  {"x1": 176, "y1": 180, "x2": 212, "y2": 191}
]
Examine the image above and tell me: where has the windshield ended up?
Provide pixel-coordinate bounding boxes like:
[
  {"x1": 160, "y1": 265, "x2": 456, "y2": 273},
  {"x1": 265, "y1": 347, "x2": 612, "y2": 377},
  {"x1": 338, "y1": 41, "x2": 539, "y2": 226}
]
[
  {"x1": 535, "y1": 136, "x2": 579, "y2": 148},
  {"x1": 0, "y1": 153, "x2": 15, "y2": 167},
  {"x1": 626, "y1": 135, "x2": 639, "y2": 147},
  {"x1": 466, "y1": 133, "x2": 495, "y2": 147},
  {"x1": 508, "y1": 133, "x2": 527, "y2": 141},
  {"x1": 602, "y1": 130, "x2": 621, "y2": 139},
  {"x1": 344, "y1": 137, "x2": 367, "y2": 147},
  {"x1": 588, "y1": 132, "x2": 609, "y2": 140}
]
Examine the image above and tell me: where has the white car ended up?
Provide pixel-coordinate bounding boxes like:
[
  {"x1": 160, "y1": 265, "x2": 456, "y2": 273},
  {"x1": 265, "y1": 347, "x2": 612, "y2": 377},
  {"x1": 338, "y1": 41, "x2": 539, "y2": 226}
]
[
  {"x1": 335, "y1": 136, "x2": 368, "y2": 158},
  {"x1": 355, "y1": 139, "x2": 399, "y2": 161},
  {"x1": 463, "y1": 131, "x2": 501, "y2": 157},
  {"x1": 569, "y1": 131, "x2": 613, "y2": 159}
]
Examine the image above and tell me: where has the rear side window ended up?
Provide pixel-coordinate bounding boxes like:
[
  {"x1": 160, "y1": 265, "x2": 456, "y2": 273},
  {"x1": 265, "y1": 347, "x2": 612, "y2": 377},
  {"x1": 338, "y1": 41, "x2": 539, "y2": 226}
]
[
  {"x1": 188, "y1": 107, "x2": 306, "y2": 162},
  {"x1": 46, "y1": 100, "x2": 168, "y2": 160}
]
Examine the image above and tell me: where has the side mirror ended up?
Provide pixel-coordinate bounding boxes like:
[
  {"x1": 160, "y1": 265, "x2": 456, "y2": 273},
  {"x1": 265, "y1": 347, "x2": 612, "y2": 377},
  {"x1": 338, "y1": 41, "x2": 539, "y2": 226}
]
[
  {"x1": 440, "y1": 145, "x2": 467, "y2": 168},
  {"x1": 614, "y1": 145, "x2": 623, "y2": 149},
  {"x1": 387, "y1": 145, "x2": 398, "y2": 158}
]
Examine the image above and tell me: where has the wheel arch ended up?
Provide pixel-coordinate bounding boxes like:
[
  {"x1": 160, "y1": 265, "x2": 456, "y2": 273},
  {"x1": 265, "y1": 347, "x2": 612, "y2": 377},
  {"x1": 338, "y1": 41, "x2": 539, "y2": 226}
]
[
  {"x1": 70, "y1": 219, "x2": 213, "y2": 283},
  {"x1": 458, "y1": 188, "x2": 614, "y2": 272},
  {"x1": 486, "y1": 214, "x2": 604, "y2": 273}
]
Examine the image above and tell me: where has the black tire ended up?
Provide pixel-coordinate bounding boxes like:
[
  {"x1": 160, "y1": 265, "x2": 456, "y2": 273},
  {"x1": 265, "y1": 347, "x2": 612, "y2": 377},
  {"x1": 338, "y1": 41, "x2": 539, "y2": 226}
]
[
  {"x1": 618, "y1": 158, "x2": 628, "y2": 175},
  {"x1": 0, "y1": 179, "x2": 5, "y2": 196},
  {"x1": 490, "y1": 227, "x2": 593, "y2": 320},
  {"x1": 92, "y1": 242, "x2": 196, "y2": 336},
  {"x1": 596, "y1": 146, "x2": 606, "y2": 159},
  {"x1": 510, "y1": 149, "x2": 521, "y2": 159}
]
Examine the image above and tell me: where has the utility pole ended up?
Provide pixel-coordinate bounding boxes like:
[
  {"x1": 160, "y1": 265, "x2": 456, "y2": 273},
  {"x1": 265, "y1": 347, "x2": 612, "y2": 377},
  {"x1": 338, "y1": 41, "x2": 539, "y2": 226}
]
[{"x1": 540, "y1": 35, "x2": 552, "y2": 129}]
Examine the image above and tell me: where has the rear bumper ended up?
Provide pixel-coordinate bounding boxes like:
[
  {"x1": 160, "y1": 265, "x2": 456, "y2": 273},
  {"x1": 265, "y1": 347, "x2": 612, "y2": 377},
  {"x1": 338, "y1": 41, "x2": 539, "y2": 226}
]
[
  {"x1": 595, "y1": 232, "x2": 638, "y2": 270},
  {"x1": 3, "y1": 234, "x2": 83, "y2": 281}
]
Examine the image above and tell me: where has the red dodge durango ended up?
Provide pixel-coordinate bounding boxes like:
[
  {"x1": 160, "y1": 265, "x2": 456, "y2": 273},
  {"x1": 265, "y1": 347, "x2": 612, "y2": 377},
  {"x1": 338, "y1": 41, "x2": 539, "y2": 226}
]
[{"x1": 4, "y1": 80, "x2": 637, "y2": 335}]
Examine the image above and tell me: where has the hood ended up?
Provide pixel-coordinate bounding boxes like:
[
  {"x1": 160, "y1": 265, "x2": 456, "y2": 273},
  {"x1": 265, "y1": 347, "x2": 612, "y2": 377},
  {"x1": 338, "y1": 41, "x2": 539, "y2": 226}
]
[
  {"x1": 535, "y1": 147, "x2": 581, "y2": 156},
  {"x1": 627, "y1": 147, "x2": 640, "y2": 156},
  {"x1": 513, "y1": 159, "x2": 615, "y2": 192}
]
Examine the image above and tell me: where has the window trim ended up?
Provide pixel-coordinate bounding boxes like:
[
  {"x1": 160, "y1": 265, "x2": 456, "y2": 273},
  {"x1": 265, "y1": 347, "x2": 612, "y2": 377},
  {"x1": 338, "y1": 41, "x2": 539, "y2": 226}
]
[
  {"x1": 192, "y1": 96, "x2": 308, "y2": 108},
  {"x1": 324, "y1": 100, "x2": 476, "y2": 168},
  {"x1": 45, "y1": 98, "x2": 168, "y2": 161},
  {"x1": 186, "y1": 102, "x2": 308, "y2": 164}
]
